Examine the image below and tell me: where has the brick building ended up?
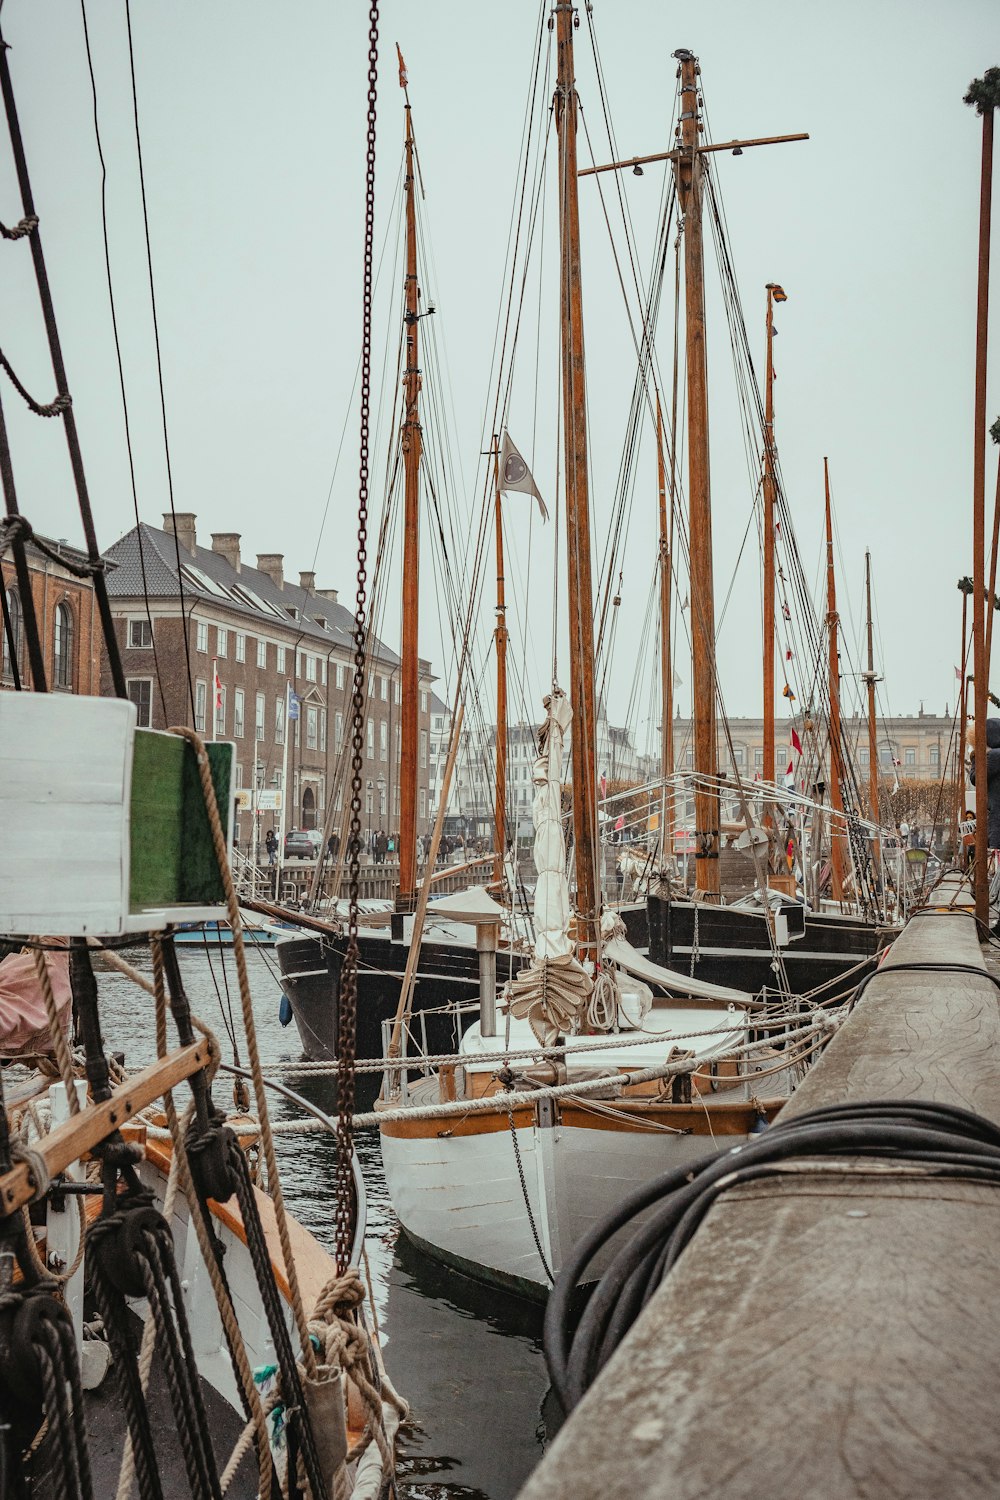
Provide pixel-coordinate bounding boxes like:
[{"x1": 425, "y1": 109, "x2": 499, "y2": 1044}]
[
  {"x1": 2, "y1": 533, "x2": 103, "y2": 696},
  {"x1": 100, "y1": 514, "x2": 434, "y2": 850}
]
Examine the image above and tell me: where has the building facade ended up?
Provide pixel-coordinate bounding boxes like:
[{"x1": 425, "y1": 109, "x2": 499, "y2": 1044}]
[
  {"x1": 100, "y1": 514, "x2": 434, "y2": 850},
  {"x1": 2, "y1": 533, "x2": 103, "y2": 696}
]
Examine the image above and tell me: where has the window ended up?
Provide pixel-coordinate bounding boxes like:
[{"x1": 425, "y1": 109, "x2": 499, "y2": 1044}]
[
  {"x1": 196, "y1": 620, "x2": 208, "y2": 653},
  {"x1": 930, "y1": 744, "x2": 940, "y2": 767},
  {"x1": 379, "y1": 784, "x2": 387, "y2": 816},
  {"x1": 367, "y1": 718, "x2": 375, "y2": 758},
  {"x1": 859, "y1": 746, "x2": 870, "y2": 766},
  {"x1": 305, "y1": 654, "x2": 316, "y2": 683},
  {"x1": 298, "y1": 651, "x2": 305, "y2": 677},
  {"x1": 255, "y1": 692, "x2": 265, "y2": 741},
  {"x1": 879, "y1": 747, "x2": 892, "y2": 767},
  {"x1": 234, "y1": 763, "x2": 243, "y2": 789},
  {"x1": 273, "y1": 769, "x2": 283, "y2": 791},
  {"x1": 195, "y1": 680, "x2": 207, "y2": 732},
  {"x1": 419, "y1": 788, "x2": 427, "y2": 820},
  {"x1": 335, "y1": 712, "x2": 344, "y2": 751},
  {"x1": 336, "y1": 663, "x2": 346, "y2": 691},
  {"x1": 306, "y1": 705, "x2": 318, "y2": 750},
  {"x1": 420, "y1": 730, "x2": 428, "y2": 769},
  {"x1": 234, "y1": 688, "x2": 245, "y2": 738},
  {"x1": 685, "y1": 749, "x2": 694, "y2": 769},
  {"x1": 379, "y1": 675, "x2": 387, "y2": 701},
  {"x1": 128, "y1": 617, "x2": 152, "y2": 649},
  {"x1": 319, "y1": 658, "x2": 326, "y2": 687},
  {"x1": 395, "y1": 725, "x2": 401, "y2": 762},
  {"x1": 217, "y1": 627, "x2": 228, "y2": 657},
  {"x1": 215, "y1": 685, "x2": 227, "y2": 736},
  {"x1": 257, "y1": 638, "x2": 267, "y2": 669},
  {"x1": 127, "y1": 678, "x2": 152, "y2": 728},
  {"x1": 904, "y1": 747, "x2": 916, "y2": 767},
  {"x1": 420, "y1": 690, "x2": 428, "y2": 713},
  {"x1": 380, "y1": 721, "x2": 388, "y2": 761},
  {"x1": 276, "y1": 645, "x2": 287, "y2": 674},
  {"x1": 754, "y1": 749, "x2": 764, "y2": 769},
  {"x1": 3, "y1": 587, "x2": 22, "y2": 681},
  {"x1": 54, "y1": 602, "x2": 74, "y2": 687},
  {"x1": 275, "y1": 697, "x2": 285, "y2": 745},
  {"x1": 319, "y1": 710, "x2": 326, "y2": 753},
  {"x1": 395, "y1": 680, "x2": 401, "y2": 704},
  {"x1": 236, "y1": 632, "x2": 246, "y2": 663},
  {"x1": 733, "y1": 746, "x2": 746, "y2": 768}
]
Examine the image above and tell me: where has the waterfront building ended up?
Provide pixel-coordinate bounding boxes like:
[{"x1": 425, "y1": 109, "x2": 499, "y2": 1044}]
[{"x1": 1, "y1": 531, "x2": 103, "y2": 696}]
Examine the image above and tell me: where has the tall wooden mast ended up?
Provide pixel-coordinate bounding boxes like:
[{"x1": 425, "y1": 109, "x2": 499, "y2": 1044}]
[
  {"x1": 863, "y1": 550, "x2": 882, "y2": 880},
  {"x1": 398, "y1": 104, "x2": 421, "y2": 907},
  {"x1": 824, "y1": 457, "x2": 847, "y2": 901},
  {"x1": 657, "y1": 398, "x2": 674, "y2": 864},
  {"x1": 493, "y1": 440, "x2": 508, "y2": 884},
  {"x1": 553, "y1": 2, "x2": 600, "y2": 953},
  {"x1": 674, "y1": 50, "x2": 719, "y2": 895},
  {"x1": 762, "y1": 283, "x2": 782, "y2": 820}
]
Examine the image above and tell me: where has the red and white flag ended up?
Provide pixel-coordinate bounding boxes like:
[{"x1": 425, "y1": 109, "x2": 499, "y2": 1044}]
[
  {"x1": 213, "y1": 659, "x2": 223, "y2": 709},
  {"x1": 791, "y1": 727, "x2": 802, "y2": 755}
]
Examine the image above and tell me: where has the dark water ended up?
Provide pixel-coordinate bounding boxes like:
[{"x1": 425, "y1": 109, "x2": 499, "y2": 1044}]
[{"x1": 96, "y1": 944, "x2": 549, "y2": 1500}]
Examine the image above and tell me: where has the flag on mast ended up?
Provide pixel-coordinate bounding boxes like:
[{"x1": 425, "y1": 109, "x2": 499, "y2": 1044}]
[
  {"x1": 499, "y1": 431, "x2": 548, "y2": 521},
  {"x1": 396, "y1": 44, "x2": 408, "y2": 89},
  {"x1": 213, "y1": 660, "x2": 222, "y2": 709},
  {"x1": 790, "y1": 726, "x2": 802, "y2": 755}
]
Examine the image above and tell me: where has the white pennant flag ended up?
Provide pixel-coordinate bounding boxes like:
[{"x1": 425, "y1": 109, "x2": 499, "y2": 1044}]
[{"x1": 500, "y1": 431, "x2": 548, "y2": 521}]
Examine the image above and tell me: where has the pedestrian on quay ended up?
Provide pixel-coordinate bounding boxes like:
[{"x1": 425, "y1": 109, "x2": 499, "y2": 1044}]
[{"x1": 265, "y1": 828, "x2": 277, "y2": 867}]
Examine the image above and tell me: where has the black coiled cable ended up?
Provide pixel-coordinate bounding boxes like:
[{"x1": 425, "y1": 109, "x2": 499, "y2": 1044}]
[{"x1": 544, "y1": 1098, "x2": 1000, "y2": 1413}]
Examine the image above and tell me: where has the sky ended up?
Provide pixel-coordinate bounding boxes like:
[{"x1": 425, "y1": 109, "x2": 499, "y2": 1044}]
[{"x1": 0, "y1": 1, "x2": 997, "y2": 756}]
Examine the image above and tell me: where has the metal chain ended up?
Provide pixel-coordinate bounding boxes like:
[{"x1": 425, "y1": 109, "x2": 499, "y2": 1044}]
[
  {"x1": 337, "y1": 0, "x2": 379, "y2": 1278},
  {"x1": 506, "y1": 1106, "x2": 554, "y2": 1286}
]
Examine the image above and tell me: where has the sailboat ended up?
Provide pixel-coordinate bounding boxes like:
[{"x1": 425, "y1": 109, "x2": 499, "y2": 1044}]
[
  {"x1": 376, "y1": 18, "x2": 837, "y2": 1297},
  {"x1": 0, "y1": 16, "x2": 399, "y2": 1495}
]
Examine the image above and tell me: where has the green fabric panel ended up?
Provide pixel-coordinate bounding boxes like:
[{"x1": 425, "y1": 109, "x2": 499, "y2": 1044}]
[
  {"x1": 129, "y1": 733, "x2": 233, "y2": 913},
  {"x1": 129, "y1": 731, "x2": 185, "y2": 909},
  {"x1": 180, "y1": 740, "x2": 233, "y2": 904}
]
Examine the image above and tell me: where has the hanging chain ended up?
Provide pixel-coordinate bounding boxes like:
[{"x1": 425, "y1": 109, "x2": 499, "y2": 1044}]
[{"x1": 336, "y1": 0, "x2": 379, "y2": 1277}]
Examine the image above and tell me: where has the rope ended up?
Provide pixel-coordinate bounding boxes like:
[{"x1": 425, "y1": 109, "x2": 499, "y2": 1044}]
[
  {"x1": 0, "y1": 212, "x2": 37, "y2": 239},
  {"x1": 168, "y1": 725, "x2": 318, "y2": 1384},
  {"x1": 147, "y1": 942, "x2": 273, "y2": 1500},
  {"x1": 0, "y1": 512, "x2": 105, "y2": 574},
  {"x1": 0, "y1": 348, "x2": 71, "y2": 416},
  {"x1": 30, "y1": 945, "x2": 79, "y2": 1111}
]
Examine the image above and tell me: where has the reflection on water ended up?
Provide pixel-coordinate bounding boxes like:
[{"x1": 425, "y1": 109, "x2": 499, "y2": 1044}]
[{"x1": 96, "y1": 944, "x2": 549, "y2": 1500}]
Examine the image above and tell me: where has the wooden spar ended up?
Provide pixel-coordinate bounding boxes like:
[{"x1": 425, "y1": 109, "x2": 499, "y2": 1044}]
[
  {"x1": 675, "y1": 52, "x2": 719, "y2": 896},
  {"x1": 0, "y1": 1042, "x2": 211, "y2": 1218},
  {"x1": 553, "y1": 3, "x2": 600, "y2": 951},
  {"x1": 824, "y1": 457, "x2": 847, "y2": 901},
  {"x1": 957, "y1": 578, "x2": 972, "y2": 851},
  {"x1": 493, "y1": 439, "x2": 508, "y2": 884},
  {"x1": 971, "y1": 92, "x2": 994, "y2": 929},
  {"x1": 657, "y1": 398, "x2": 674, "y2": 866},
  {"x1": 863, "y1": 551, "x2": 882, "y2": 880},
  {"x1": 579, "y1": 132, "x2": 809, "y2": 178},
  {"x1": 762, "y1": 284, "x2": 778, "y2": 838},
  {"x1": 398, "y1": 104, "x2": 422, "y2": 909}
]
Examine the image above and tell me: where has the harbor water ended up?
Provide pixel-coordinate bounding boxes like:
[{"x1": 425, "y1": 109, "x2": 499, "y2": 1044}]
[{"x1": 96, "y1": 942, "x2": 549, "y2": 1500}]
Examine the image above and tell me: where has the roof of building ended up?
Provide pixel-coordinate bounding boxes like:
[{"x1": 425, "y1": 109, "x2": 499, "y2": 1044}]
[{"x1": 104, "y1": 522, "x2": 402, "y2": 668}]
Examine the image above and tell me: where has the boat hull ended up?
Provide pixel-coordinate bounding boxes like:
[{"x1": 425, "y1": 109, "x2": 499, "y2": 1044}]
[{"x1": 380, "y1": 1096, "x2": 767, "y2": 1298}]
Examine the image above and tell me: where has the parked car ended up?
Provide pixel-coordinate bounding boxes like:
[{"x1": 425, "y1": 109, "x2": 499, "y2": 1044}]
[
  {"x1": 283, "y1": 829, "x2": 314, "y2": 860},
  {"x1": 306, "y1": 829, "x2": 323, "y2": 856}
]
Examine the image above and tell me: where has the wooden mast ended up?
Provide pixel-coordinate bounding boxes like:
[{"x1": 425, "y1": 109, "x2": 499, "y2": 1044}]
[
  {"x1": 554, "y1": 0, "x2": 600, "y2": 954},
  {"x1": 762, "y1": 283, "x2": 781, "y2": 830},
  {"x1": 493, "y1": 439, "x2": 508, "y2": 884},
  {"x1": 824, "y1": 457, "x2": 847, "y2": 902},
  {"x1": 398, "y1": 103, "x2": 421, "y2": 908},
  {"x1": 675, "y1": 50, "x2": 719, "y2": 896},
  {"x1": 967, "y1": 70, "x2": 998, "y2": 929},
  {"x1": 863, "y1": 550, "x2": 882, "y2": 880},
  {"x1": 657, "y1": 398, "x2": 674, "y2": 865}
]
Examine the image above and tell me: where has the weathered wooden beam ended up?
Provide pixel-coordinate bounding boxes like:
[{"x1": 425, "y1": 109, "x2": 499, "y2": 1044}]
[
  {"x1": 520, "y1": 888, "x2": 1000, "y2": 1499},
  {"x1": 0, "y1": 1041, "x2": 211, "y2": 1217}
]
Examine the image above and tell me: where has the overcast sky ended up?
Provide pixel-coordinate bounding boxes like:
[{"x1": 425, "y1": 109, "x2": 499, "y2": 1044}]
[{"x1": 0, "y1": 2, "x2": 997, "y2": 753}]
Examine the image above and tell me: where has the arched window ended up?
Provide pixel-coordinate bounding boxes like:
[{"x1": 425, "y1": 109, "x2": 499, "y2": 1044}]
[
  {"x1": 54, "y1": 600, "x2": 74, "y2": 689},
  {"x1": 302, "y1": 785, "x2": 316, "y2": 830},
  {"x1": 2, "y1": 587, "x2": 22, "y2": 683}
]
